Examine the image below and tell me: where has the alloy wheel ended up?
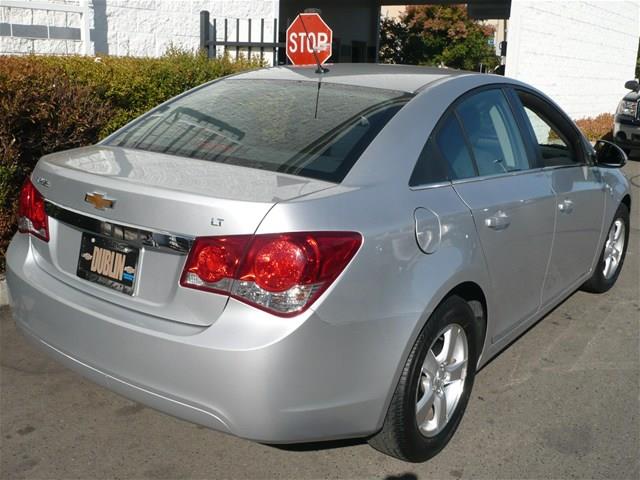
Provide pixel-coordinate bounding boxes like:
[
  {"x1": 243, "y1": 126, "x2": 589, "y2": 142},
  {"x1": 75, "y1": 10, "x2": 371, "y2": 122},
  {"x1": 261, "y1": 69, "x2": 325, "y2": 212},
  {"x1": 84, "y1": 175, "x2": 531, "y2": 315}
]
[
  {"x1": 416, "y1": 324, "x2": 468, "y2": 437},
  {"x1": 603, "y1": 219, "x2": 625, "y2": 280}
]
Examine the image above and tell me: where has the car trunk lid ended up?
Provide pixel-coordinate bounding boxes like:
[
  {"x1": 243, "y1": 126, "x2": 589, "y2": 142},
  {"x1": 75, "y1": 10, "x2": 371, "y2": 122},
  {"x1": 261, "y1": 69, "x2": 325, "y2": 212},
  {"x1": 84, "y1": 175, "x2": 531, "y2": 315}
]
[{"x1": 30, "y1": 145, "x2": 335, "y2": 327}]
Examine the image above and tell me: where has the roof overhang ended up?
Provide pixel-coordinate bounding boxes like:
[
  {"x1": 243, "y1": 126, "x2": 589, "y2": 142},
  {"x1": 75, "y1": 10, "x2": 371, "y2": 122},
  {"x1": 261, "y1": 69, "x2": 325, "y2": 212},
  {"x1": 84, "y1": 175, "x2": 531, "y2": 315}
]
[{"x1": 380, "y1": 1, "x2": 512, "y2": 19}]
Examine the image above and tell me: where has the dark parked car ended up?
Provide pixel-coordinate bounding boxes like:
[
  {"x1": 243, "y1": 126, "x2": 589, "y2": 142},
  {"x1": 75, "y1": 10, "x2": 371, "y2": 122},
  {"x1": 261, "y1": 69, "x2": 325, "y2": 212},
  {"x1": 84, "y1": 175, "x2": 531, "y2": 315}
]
[{"x1": 614, "y1": 79, "x2": 640, "y2": 155}]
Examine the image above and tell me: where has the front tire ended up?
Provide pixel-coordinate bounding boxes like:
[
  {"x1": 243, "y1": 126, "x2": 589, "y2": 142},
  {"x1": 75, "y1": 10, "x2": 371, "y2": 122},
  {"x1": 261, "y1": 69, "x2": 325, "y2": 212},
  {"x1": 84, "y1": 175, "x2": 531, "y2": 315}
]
[
  {"x1": 582, "y1": 203, "x2": 630, "y2": 293},
  {"x1": 368, "y1": 295, "x2": 480, "y2": 462}
]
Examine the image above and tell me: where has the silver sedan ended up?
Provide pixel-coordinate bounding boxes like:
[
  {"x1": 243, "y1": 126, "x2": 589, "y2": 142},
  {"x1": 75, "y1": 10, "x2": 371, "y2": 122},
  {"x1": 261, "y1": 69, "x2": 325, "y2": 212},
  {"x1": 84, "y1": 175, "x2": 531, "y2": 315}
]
[{"x1": 7, "y1": 64, "x2": 630, "y2": 462}]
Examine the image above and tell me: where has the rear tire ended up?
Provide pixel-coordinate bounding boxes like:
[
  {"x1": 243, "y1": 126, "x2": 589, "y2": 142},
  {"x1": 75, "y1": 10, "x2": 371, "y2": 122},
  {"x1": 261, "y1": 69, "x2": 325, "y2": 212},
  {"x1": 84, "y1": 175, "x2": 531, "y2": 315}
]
[
  {"x1": 368, "y1": 295, "x2": 480, "y2": 462},
  {"x1": 582, "y1": 203, "x2": 629, "y2": 293}
]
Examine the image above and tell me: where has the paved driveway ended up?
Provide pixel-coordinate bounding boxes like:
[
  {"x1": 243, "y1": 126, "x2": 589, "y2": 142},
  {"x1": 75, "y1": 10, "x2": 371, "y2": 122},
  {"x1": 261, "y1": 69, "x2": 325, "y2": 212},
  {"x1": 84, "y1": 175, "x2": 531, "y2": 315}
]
[{"x1": 1, "y1": 161, "x2": 639, "y2": 480}]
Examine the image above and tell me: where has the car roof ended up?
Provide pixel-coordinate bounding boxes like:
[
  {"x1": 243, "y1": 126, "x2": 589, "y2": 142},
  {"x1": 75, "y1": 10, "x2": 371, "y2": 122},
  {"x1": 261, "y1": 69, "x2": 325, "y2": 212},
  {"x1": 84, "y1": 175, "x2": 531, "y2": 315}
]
[{"x1": 232, "y1": 63, "x2": 473, "y2": 94}]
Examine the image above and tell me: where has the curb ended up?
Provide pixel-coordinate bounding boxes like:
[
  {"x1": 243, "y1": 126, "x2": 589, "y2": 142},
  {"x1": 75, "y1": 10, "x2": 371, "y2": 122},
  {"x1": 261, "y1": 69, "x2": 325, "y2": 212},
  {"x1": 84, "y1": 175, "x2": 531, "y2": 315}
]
[{"x1": 0, "y1": 278, "x2": 7, "y2": 307}]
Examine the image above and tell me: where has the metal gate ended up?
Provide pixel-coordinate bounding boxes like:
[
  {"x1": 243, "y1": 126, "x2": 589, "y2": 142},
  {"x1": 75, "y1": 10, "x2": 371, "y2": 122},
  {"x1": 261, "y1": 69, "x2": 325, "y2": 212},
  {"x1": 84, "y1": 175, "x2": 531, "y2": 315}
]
[{"x1": 199, "y1": 11, "x2": 284, "y2": 65}]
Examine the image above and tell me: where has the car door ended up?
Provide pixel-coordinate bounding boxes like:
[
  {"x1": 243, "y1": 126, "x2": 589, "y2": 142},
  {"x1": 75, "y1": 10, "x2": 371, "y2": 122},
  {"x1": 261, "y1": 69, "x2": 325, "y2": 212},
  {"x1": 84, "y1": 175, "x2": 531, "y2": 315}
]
[
  {"x1": 512, "y1": 88, "x2": 606, "y2": 306},
  {"x1": 446, "y1": 88, "x2": 557, "y2": 342}
]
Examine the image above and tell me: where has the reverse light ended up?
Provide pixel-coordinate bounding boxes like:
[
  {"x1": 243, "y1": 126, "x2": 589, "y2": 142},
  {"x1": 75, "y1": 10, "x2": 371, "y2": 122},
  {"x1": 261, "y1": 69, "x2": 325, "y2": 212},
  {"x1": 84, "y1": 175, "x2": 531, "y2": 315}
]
[
  {"x1": 18, "y1": 178, "x2": 49, "y2": 242},
  {"x1": 180, "y1": 232, "x2": 362, "y2": 316}
]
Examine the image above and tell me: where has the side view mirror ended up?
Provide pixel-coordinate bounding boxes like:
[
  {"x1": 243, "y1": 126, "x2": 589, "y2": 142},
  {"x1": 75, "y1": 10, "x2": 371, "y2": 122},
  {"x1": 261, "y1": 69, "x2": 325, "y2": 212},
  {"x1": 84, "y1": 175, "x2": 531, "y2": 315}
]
[
  {"x1": 624, "y1": 79, "x2": 639, "y2": 91},
  {"x1": 594, "y1": 140, "x2": 627, "y2": 168}
]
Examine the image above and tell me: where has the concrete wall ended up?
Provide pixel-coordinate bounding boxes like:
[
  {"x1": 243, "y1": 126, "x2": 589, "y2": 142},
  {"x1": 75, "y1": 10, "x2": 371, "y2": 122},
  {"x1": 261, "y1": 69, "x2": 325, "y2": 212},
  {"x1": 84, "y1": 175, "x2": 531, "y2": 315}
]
[
  {"x1": 0, "y1": 0, "x2": 279, "y2": 61},
  {"x1": 0, "y1": 0, "x2": 86, "y2": 55},
  {"x1": 505, "y1": 0, "x2": 640, "y2": 119}
]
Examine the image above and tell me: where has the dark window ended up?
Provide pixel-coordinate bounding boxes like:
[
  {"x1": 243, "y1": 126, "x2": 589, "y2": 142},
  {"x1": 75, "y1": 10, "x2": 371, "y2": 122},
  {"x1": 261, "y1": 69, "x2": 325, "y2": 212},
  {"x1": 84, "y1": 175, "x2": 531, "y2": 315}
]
[
  {"x1": 435, "y1": 114, "x2": 476, "y2": 180},
  {"x1": 409, "y1": 139, "x2": 450, "y2": 186},
  {"x1": 515, "y1": 90, "x2": 582, "y2": 167},
  {"x1": 106, "y1": 79, "x2": 411, "y2": 183},
  {"x1": 456, "y1": 89, "x2": 530, "y2": 175}
]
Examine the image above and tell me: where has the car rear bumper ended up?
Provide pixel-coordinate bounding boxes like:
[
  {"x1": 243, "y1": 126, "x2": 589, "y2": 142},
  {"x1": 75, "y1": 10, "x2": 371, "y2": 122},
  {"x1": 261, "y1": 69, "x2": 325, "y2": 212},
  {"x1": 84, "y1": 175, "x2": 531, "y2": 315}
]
[{"x1": 6, "y1": 234, "x2": 401, "y2": 443}]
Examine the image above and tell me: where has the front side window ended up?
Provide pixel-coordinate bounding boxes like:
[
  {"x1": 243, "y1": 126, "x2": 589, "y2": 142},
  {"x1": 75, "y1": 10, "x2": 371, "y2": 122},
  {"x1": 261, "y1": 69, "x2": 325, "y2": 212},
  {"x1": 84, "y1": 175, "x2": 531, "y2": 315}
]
[
  {"x1": 456, "y1": 89, "x2": 530, "y2": 176},
  {"x1": 515, "y1": 90, "x2": 581, "y2": 167},
  {"x1": 106, "y1": 79, "x2": 411, "y2": 183}
]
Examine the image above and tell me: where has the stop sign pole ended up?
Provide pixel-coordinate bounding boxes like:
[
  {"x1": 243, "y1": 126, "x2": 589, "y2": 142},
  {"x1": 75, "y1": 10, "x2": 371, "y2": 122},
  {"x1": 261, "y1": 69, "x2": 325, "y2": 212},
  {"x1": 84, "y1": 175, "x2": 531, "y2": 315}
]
[{"x1": 286, "y1": 13, "x2": 333, "y2": 70}]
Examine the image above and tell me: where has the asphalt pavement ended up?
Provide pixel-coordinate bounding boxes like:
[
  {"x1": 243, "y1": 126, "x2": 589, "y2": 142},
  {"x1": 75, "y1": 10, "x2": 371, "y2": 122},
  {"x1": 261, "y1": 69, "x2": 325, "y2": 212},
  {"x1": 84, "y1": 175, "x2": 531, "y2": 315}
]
[{"x1": 1, "y1": 161, "x2": 639, "y2": 480}]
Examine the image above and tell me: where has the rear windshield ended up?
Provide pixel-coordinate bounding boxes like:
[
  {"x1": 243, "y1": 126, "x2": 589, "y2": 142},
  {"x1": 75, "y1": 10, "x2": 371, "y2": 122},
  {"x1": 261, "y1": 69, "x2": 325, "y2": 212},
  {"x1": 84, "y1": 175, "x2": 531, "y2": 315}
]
[{"x1": 106, "y1": 78, "x2": 411, "y2": 183}]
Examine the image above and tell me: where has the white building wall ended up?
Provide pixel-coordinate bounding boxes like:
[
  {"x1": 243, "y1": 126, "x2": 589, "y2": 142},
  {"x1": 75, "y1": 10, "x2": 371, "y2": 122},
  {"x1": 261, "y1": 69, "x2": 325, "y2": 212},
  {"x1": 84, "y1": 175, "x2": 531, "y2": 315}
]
[
  {"x1": 505, "y1": 0, "x2": 640, "y2": 119},
  {"x1": 0, "y1": 0, "x2": 279, "y2": 61},
  {"x1": 381, "y1": 6, "x2": 404, "y2": 19},
  {"x1": 0, "y1": 0, "x2": 86, "y2": 55}
]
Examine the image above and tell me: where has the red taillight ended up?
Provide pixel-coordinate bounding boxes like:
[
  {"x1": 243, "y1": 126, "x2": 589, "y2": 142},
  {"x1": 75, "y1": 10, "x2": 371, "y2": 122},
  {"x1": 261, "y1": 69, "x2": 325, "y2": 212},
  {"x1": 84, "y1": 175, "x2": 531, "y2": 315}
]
[
  {"x1": 181, "y1": 236, "x2": 250, "y2": 294},
  {"x1": 252, "y1": 238, "x2": 318, "y2": 292},
  {"x1": 18, "y1": 178, "x2": 49, "y2": 242},
  {"x1": 180, "y1": 232, "x2": 362, "y2": 316}
]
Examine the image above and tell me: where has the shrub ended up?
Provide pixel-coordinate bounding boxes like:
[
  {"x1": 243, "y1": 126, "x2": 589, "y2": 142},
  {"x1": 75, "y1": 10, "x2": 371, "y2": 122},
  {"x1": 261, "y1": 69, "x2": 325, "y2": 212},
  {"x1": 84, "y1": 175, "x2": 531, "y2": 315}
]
[
  {"x1": 575, "y1": 113, "x2": 614, "y2": 142},
  {"x1": 0, "y1": 51, "x2": 260, "y2": 271}
]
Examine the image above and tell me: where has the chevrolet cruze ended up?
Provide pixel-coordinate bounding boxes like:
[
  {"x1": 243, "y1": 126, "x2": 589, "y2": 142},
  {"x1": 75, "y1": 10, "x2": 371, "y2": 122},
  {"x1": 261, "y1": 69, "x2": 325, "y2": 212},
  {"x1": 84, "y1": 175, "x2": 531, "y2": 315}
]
[{"x1": 7, "y1": 64, "x2": 631, "y2": 462}]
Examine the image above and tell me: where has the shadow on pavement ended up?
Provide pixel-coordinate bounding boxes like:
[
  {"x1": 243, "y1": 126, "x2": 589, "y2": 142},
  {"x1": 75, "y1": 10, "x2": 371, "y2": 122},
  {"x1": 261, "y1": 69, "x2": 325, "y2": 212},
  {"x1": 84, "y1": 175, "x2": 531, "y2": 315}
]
[{"x1": 267, "y1": 436, "x2": 367, "y2": 452}]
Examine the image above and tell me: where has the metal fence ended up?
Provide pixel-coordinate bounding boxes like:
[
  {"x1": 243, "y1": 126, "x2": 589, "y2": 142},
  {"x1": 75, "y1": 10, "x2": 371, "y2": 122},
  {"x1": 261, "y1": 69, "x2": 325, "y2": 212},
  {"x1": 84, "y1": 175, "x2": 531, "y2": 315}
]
[{"x1": 199, "y1": 11, "x2": 284, "y2": 65}]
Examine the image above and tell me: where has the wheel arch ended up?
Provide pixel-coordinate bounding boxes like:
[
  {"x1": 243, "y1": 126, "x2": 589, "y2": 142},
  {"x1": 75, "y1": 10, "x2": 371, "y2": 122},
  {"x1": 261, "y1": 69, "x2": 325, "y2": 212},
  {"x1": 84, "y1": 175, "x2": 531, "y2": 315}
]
[
  {"x1": 417, "y1": 280, "x2": 490, "y2": 369},
  {"x1": 621, "y1": 194, "x2": 631, "y2": 212},
  {"x1": 373, "y1": 278, "x2": 490, "y2": 434},
  {"x1": 447, "y1": 281, "x2": 488, "y2": 361}
]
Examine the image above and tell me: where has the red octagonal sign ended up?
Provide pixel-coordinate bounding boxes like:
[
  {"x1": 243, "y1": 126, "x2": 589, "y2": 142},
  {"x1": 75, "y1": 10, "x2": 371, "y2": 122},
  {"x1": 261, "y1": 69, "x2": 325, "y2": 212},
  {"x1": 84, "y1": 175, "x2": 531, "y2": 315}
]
[{"x1": 286, "y1": 13, "x2": 333, "y2": 66}]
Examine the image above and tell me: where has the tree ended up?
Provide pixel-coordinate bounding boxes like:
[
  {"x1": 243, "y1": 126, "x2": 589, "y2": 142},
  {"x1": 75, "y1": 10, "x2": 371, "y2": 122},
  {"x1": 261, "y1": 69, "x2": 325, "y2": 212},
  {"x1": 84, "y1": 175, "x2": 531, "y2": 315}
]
[
  {"x1": 380, "y1": 4, "x2": 499, "y2": 71},
  {"x1": 378, "y1": 16, "x2": 411, "y2": 64}
]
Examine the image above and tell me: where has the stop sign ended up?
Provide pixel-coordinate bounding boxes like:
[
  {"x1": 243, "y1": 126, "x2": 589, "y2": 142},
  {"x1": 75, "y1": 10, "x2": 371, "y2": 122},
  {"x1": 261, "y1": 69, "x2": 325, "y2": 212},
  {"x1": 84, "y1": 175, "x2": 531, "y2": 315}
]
[{"x1": 286, "y1": 13, "x2": 333, "y2": 66}]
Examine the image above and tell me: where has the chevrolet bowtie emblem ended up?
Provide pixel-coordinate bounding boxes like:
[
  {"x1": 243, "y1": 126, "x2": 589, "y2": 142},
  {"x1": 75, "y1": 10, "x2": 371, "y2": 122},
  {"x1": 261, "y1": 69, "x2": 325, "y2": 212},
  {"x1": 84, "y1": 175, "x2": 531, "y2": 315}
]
[{"x1": 84, "y1": 192, "x2": 115, "y2": 210}]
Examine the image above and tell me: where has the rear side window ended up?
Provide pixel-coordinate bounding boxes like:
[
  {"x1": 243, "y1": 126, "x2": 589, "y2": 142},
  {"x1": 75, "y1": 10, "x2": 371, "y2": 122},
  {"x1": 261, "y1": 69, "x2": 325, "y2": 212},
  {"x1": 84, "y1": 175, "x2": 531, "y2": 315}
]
[
  {"x1": 435, "y1": 114, "x2": 477, "y2": 180},
  {"x1": 456, "y1": 89, "x2": 530, "y2": 175},
  {"x1": 106, "y1": 79, "x2": 411, "y2": 183},
  {"x1": 410, "y1": 113, "x2": 480, "y2": 187},
  {"x1": 409, "y1": 139, "x2": 451, "y2": 186}
]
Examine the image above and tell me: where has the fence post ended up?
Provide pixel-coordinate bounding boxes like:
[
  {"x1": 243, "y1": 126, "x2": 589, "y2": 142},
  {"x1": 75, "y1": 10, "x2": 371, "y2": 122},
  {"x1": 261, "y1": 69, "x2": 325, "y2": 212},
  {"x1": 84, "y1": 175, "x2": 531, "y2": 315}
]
[
  {"x1": 212, "y1": 18, "x2": 217, "y2": 58},
  {"x1": 247, "y1": 18, "x2": 252, "y2": 59},
  {"x1": 260, "y1": 18, "x2": 264, "y2": 62},
  {"x1": 273, "y1": 18, "x2": 278, "y2": 66},
  {"x1": 200, "y1": 10, "x2": 210, "y2": 56},
  {"x1": 235, "y1": 18, "x2": 240, "y2": 59}
]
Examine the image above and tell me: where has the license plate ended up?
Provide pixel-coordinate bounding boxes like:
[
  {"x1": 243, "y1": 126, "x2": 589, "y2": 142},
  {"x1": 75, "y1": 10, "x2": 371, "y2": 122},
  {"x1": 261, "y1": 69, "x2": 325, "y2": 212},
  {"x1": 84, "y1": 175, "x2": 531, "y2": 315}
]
[{"x1": 76, "y1": 233, "x2": 139, "y2": 296}]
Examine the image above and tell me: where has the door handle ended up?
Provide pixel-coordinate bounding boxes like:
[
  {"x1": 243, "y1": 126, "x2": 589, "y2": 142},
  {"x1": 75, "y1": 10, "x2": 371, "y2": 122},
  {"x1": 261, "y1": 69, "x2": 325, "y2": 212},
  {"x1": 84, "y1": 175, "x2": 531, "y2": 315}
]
[
  {"x1": 485, "y1": 211, "x2": 511, "y2": 230},
  {"x1": 558, "y1": 199, "x2": 574, "y2": 214}
]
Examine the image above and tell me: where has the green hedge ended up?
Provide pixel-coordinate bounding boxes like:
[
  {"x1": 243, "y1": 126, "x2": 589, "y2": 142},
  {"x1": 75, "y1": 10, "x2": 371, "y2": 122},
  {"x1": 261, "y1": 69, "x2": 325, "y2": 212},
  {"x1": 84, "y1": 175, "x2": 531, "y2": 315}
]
[{"x1": 0, "y1": 50, "x2": 261, "y2": 270}]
